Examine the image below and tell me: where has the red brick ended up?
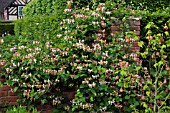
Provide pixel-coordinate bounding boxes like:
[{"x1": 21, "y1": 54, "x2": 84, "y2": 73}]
[
  {"x1": 0, "y1": 91, "x2": 8, "y2": 97},
  {"x1": 0, "y1": 96, "x2": 18, "y2": 102},
  {"x1": 41, "y1": 109, "x2": 54, "y2": 113},
  {"x1": 111, "y1": 26, "x2": 120, "y2": 31},
  {"x1": 8, "y1": 91, "x2": 17, "y2": 96},
  {"x1": 134, "y1": 31, "x2": 140, "y2": 36},
  {"x1": 63, "y1": 91, "x2": 75, "y2": 100},
  {"x1": 0, "y1": 78, "x2": 6, "y2": 83},
  {"x1": 8, "y1": 102, "x2": 18, "y2": 105},
  {"x1": 134, "y1": 20, "x2": 140, "y2": 26},
  {"x1": 133, "y1": 42, "x2": 139, "y2": 47},
  {"x1": 112, "y1": 20, "x2": 122, "y2": 25},
  {"x1": 36, "y1": 105, "x2": 46, "y2": 111},
  {"x1": 129, "y1": 20, "x2": 140, "y2": 26},
  {"x1": 130, "y1": 26, "x2": 140, "y2": 31},
  {"x1": 130, "y1": 47, "x2": 140, "y2": 52},
  {"x1": 0, "y1": 85, "x2": 13, "y2": 91}
]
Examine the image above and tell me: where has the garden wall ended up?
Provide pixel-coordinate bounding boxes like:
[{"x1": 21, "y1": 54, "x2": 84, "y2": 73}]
[{"x1": 0, "y1": 18, "x2": 140, "y2": 113}]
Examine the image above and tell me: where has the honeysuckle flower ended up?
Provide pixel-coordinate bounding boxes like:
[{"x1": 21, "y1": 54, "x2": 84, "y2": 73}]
[
  {"x1": 45, "y1": 42, "x2": 51, "y2": 48},
  {"x1": 12, "y1": 63, "x2": 17, "y2": 67},
  {"x1": 67, "y1": 0, "x2": 73, "y2": 4},
  {"x1": 101, "y1": 7, "x2": 105, "y2": 12},
  {"x1": 64, "y1": 8, "x2": 72, "y2": 12},
  {"x1": 18, "y1": 45, "x2": 25, "y2": 49},
  {"x1": 57, "y1": 34, "x2": 62, "y2": 37},
  {"x1": 91, "y1": 12, "x2": 100, "y2": 17},
  {"x1": 77, "y1": 66, "x2": 83, "y2": 70},
  {"x1": 108, "y1": 100, "x2": 115, "y2": 105},
  {"x1": 0, "y1": 60, "x2": 6, "y2": 66},
  {"x1": 33, "y1": 40, "x2": 39, "y2": 44},
  {"x1": 28, "y1": 73, "x2": 32, "y2": 77},
  {"x1": 105, "y1": 11, "x2": 111, "y2": 15},
  {"x1": 13, "y1": 52, "x2": 20, "y2": 57},
  {"x1": 106, "y1": 69, "x2": 113, "y2": 74},
  {"x1": 101, "y1": 20, "x2": 106, "y2": 27},
  {"x1": 85, "y1": 8, "x2": 89, "y2": 11},
  {"x1": 35, "y1": 47, "x2": 41, "y2": 51},
  {"x1": 67, "y1": 19, "x2": 74, "y2": 23},
  {"x1": 32, "y1": 58, "x2": 37, "y2": 63},
  {"x1": 96, "y1": 7, "x2": 102, "y2": 11},
  {"x1": 137, "y1": 60, "x2": 142, "y2": 66},
  {"x1": 10, "y1": 47, "x2": 17, "y2": 52},
  {"x1": 99, "y1": 3, "x2": 105, "y2": 6},
  {"x1": 82, "y1": 80, "x2": 89, "y2": 84},
  {"x1": 88, "y1": 84, "x2": 93, "y2": 88},
  {"x1": 0, "y1": 38, "x2": 4, "y2": 43},
  {"x1": 88, "y1": 69, "x2": 92, "y2": 73}
]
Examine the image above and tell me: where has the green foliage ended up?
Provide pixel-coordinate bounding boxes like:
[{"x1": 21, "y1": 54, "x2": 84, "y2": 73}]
[
  {"x1": 5, "y1": 105, "x2": 40, "y2": 113},
  {"x1": 15, "y1": 0, "x2": 68, "y2": 45},
  {"x1": 0, "y1": 21, "x2": 14, "y2": 36},
  {"x1": 14, "y1": 16, "x2": 63, "y2": 43},
  {"x1": 136, "y1": 7, "x2": 170, "y2": 40},
  {"x1": 137, "y1": 21, "x2": 170, "y2": 113},
  {"x1": 125, "y1": 0, "x2": 170, "y2": 12},
  {"x1": 23, "y1": 0, "x2": 67, "y2": 16},
  {"x1": 1, "y1": 0, "x2": 170, "y2": 112}
]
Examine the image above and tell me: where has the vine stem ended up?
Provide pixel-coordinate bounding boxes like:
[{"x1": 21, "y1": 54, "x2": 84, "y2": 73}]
[{"x1": 159, "y1": 92, "x2": 170, "y2": 110}]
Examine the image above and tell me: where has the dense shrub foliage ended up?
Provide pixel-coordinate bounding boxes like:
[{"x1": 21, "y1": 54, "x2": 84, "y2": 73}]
[
  {"x1": 14, "y1": 16, "x2": 66, "y2": 48},
  {"x1": 0, "y1": 0, "x2": 170, "y2": 112},
  {"x1": 125, "y1": 0, "x2": 170, "y2": 12},
  {"x1": 23, "y1": 0, "x2": 67, "y2": 16}
]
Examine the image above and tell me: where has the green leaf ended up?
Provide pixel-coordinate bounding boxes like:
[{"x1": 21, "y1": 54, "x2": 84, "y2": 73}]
[
  {"x1": 91, "y1": 89, "x2": 97, "y2": 96},
  {"x1": 125, "y1": 95, "x2": 130, "y2": 99},
  {"x1": 147, "y1": 80, "x2": 152, "y2": 85},
  {"x1": 0, "y1": 82, "x2": 3, "y2": 87},
  {"x1": 118, "y1": 82, "x2": 124, "y2": 87},
  {"x1": 143, "y1": 85, "x2": 148, "y2": 90},
  {"x1": 134, "y1": 101, "x2": 139, "y2": 106},
  {"x1": 136, "y1": 66, "x2": 142, "y2": 71},
  {"x1": 120, "y1": 70, "x2": 126, "y2": 75},
  {"x1": 141, "y1": 102, "x2": 148, "y2": 108},
  {"x1": 90, "y1": 97, "x2": 93, "y2": 102},
  {"x1": 156, "y1": 95, "x2": 160, "y2": 99},
  {"x1": 145, "y1": 24, "x2": 152, "y2": 29},
  {"x1": 74, "y1": 75, "x2": 79, "y2": 79},
  {"x1": 122, "y1": 17, "x2": 126, "y2": 22},
  {"x1": 165, "y1": 31, "x2": 169, "y2": 36},
  {"x1": 80, "y1": 84, "x2": 86, "y2": 88},
  {"x1": 161, "y1": 45, "x2": 166, "y2": 49},
  {"x1": 138, "y1": 41, "x2": 144, "y2": 47},
  {"x1": 14, "y1": 87, "x2": 18, "y2": 92},
  {"x1": 146, "y1": 91, "x2": 150, "y2": 96}
]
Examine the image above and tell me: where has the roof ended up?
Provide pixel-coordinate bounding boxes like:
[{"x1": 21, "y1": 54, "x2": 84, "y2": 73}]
[{"x1": 0, "y1": 0, "x2": 13, "y2": 13}]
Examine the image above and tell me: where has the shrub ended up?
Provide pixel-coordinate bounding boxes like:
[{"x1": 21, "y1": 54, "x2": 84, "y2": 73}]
[
  {"x1": 23, "y1": 0, "x2": 67, "y2": 16},
  {"x1": 125, "y1": 0, "x2": 170, "y2": 12},
  {"x1": 15, "y1": 0, "x2": 68, "y2": 43},
  {"x1": 15, "y1": 0, "x2": 111, "y2": 39},
  {"x1": 48, "y1": 1, "x2": 170, "y2": 112},
  {"x1": 1, "y1": 0, "x2": 169, "y2": 112}
]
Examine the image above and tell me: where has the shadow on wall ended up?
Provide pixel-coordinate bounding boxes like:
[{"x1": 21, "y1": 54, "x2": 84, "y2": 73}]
[{"x1": 0, "y1": 21, "x2": 14, "y2": 37}]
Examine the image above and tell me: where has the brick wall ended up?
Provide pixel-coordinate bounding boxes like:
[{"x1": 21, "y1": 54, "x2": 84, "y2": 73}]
[
  {"x1": 110, "y1": 18, "x2": 140, "y2": 52},
  {"x1": 0, "y1": 18, "x2": 140, "y2": 113},
  {"x1": 0, "y1": 75, "x2": 18, "y2": 106}
]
